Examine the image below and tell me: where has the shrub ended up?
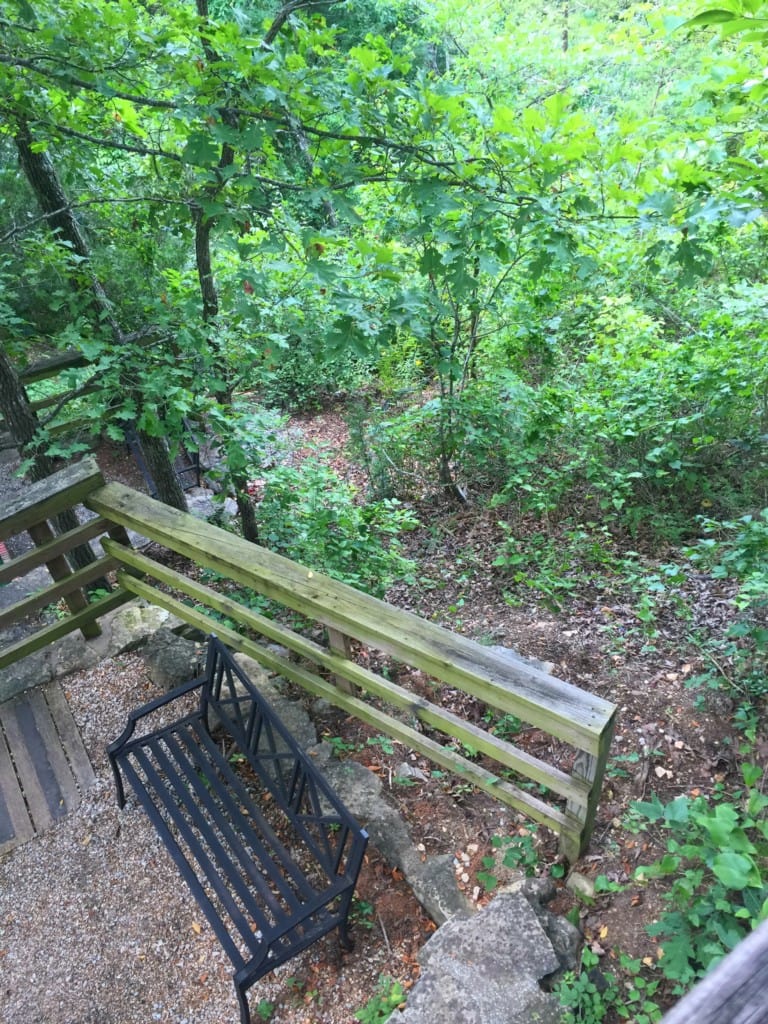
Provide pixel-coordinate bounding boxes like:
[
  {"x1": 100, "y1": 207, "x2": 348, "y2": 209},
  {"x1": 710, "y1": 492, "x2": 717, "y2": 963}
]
[
  {"x1": 250, "y1": 334, "x2": 374, "y2": 410},
  {"x1": 351, "y1": 370, "x2": 537, "y2": 499},
  {"x1": 257, "y1": 456, "x2": 419, "y2": 596},
  {"x1": 629, "y1": 765, "x2": 768, "y2": 991}
]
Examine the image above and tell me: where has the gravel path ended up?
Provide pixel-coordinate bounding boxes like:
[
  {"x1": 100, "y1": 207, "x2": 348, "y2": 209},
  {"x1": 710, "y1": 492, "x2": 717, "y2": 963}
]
[{"x1": 0, "y1": 654, "x2": 423, "y2": 1024}]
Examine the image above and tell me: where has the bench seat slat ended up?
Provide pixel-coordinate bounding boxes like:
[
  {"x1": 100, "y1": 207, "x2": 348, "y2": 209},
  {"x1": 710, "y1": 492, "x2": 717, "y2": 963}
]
[
  {"x1": 185, "y1": 719, "x2": 328, "y2": 901},
  {"x1": 128, "y1": 743, "x2": 264, "y2": 955},
  {"x1": 174, "y1": 724, "x2": 315, "y2": 909},
  {"x1": 150, "y1": 732, "x2": 293, "y2": 933},
  {"x1": 118, "y1": 751, "x2": 247, "y2": 968}
]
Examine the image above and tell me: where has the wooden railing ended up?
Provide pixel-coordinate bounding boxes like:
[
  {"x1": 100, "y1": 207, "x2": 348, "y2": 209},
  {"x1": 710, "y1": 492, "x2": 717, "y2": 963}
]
[
  {"x1": 0, "y1": 350, "x2": 95, "y2": 446},
  {"x1": 0, "y1": 460, "x2": 133, "y2": 677},
  {"x1": 0, "y1": 456, "x2": 617, "y2": 861}
]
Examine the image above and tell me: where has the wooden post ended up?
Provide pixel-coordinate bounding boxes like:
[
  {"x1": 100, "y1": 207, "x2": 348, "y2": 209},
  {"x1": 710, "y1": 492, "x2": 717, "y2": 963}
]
[
  {"x1": 26, "y1": 519, "x2": 101, "y2": 638},
  {"x1": 561, "y1": 710, "x2": 616, "y2": 862},
  {"x1": 327, "y1": 627, "x2": 356, "y2": 696}
]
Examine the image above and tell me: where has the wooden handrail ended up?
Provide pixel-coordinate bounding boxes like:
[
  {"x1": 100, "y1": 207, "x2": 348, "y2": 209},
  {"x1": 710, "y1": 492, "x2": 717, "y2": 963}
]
[
  {"x1": 0, "y1": 458, "x2": 616, "y2": 859},
  {"x1": 86, "y1": 480, "x2": 617, "y2": 860},
  {"x1": 87, "y1": 482, "x2": 615, "y2": 754}
]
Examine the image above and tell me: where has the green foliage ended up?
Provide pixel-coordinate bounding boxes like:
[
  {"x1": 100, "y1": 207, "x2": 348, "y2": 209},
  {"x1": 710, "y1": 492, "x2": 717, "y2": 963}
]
[
  {"x1": 476, "y1": 826, "x2": 539, "y2": 890},
  {"x1": 257, "y1": 456, "x2": 419, "y2": 596},
  {"x1": 366, "y1": 734, "x2": 396, "y2": 755},
  {"x1": 350, "y1": 896, "x2": 376, "y2": 931},
  {"x1": 324, "y1": 734, "x2": 359, "y2": 757},
  {"x1": 684, "y1": 511, "x2": 768, "y2": 729},
  {"x1": 354, "y1": 976, "x2": 406, "y2": 1023},
  {"x1": 557, "y1": 947, "x2": 662, "y2": 1024},
  {"x1": 250, "y1": 334, "x2": 375, "y2": 410},
  {"x1": 255, "y1": 999, "x2": 275, "y2": 1022},
  {"x1": 352, "y1": 371, "x2": 536, "y2": 499},
  {"x1": 630, "y1": 766, "x2": 768, "y2": 991}
]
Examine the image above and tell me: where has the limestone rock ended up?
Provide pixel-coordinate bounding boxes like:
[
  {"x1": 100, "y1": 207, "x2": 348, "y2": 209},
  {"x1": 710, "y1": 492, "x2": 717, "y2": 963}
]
[
  {"x1": 142, "y1": 629, "x2": 204, "y2": 692},
  {"x1": 322, "y1": 758, "x2": 471, "y2": 926},
  {"x1": 390, "y1": 893, "x2": 563, "y2": 1024},
  {"x1": 520, "y1": 877, "x2": 581, "y2": 979},
  {"x1": 105, "y1": 602, "x2": 186, "y2": 654}
]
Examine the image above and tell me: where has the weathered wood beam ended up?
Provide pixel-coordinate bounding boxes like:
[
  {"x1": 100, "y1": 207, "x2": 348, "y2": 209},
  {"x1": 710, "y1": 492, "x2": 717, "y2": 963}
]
[
  {"x1": 27, "y1": 519, "x2": 100, "y2": 639},
  {"x1": 0, "y1": 456, "x2": 103, "y2": 539},
  {"x1": 0, "y1": 517, "x2": 110, "y2": 584},
  {"x1": 0, "y1": 554, "x2": 117, "y2": 630},
  {"x1": 0, "y1": 588, "x2": 131, "y2": 675},
  {"x1": 104, "y1": 540, "x2": 591, "y2": 805},
  {"x1": 561, "y1": 712, "x2": 617, "y2": 861},
  {"x1": 116, "y1": 570, "x2": 572, "y2": 835},
  {"x1": 88, "y1": 483, "x2": 616, "y2": 754}
]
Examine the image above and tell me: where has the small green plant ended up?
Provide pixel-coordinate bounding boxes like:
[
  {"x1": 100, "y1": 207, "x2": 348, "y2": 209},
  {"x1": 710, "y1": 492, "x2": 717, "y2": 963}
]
[
  {"x1": 354, "y1": 976, "x2": 406, "y2": 1023},
  {"x1": 630, "y1": 764, "x2": 768, "y2": 991},
  {"x1": 366, "y1": 734, "x2": 396, "y2": 755},
  {"x1": 557, "y1": 947, "x2": 662, "y2": 1024},
  {"x1": 255, "y1": 999, "x2": 275, "y2": 1022},
  {"x1": 325, "y1": 734, "x2": 358, "y2": 757},
  {"x1": 350, "y1": 897, "x2": 376, "y2": 930},
  {"x1": 485, "y1": 711, "x2": 523, "y2": 740},
  {"x1": 477, "y1": 826, "x2": 539, "y2": 889},
  {"x1": 594, "y1": 874, "x2": 625, "y2": 895},
  {"x1": 43, "y1": 598, "x2": 69, "y2": 621}
]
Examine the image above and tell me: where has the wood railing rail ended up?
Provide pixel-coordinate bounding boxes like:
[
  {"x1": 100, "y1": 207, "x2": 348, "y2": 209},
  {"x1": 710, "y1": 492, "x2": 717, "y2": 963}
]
[
  {"x1": 0, "y1": 350, "x2": 95, "y2": 444},
  {"x1": 0, "y1": 459, "x2": 133, "y2": 676},
  {"x1": 0, "y1": 455, "x2": 617, "y2": 860},
  {"x1": 85, "y1": 479, "x2": 616, "y2": 862}
]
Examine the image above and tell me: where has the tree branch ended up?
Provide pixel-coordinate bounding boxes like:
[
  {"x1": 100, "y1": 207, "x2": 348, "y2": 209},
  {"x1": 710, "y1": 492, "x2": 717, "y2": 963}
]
[{"x1": 0, "y1": 195, "x2": 193, "y2": 244}]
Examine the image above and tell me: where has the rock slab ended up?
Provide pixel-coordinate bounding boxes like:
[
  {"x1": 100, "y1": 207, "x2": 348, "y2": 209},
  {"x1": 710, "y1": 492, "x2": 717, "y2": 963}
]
[{"x1": 389, "y1": 892, "x2": 564, "y2": 1024}]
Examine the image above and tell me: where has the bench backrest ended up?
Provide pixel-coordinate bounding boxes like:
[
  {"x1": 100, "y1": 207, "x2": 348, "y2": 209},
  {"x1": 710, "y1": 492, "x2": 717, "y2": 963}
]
[{"x1": 201, "y1": 636, "x2": 366, "y2": 880}]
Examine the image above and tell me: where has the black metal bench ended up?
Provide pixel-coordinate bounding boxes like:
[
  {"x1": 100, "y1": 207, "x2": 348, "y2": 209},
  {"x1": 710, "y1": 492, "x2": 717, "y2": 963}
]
[{"x1": 108, "y1": 635, "x2": 368, "y2": 1024}]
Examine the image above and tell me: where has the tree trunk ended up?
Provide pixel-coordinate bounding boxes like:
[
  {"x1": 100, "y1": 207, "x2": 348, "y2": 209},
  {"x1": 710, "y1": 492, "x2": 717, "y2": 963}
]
[
  {"x1": 138, "y1": 431, "x2": 188, "y2": 510},
  {"x1": 190, "y1": 0, "x2": 260, "y2": 542},
  {"x1": 13, "y1": 123, "x2": 186, "y2": 511},
  {"x1": 0, "y1": 346, "x2": 55, "y2": 474},
  {"x1": 0, "y1": 346, "x2": 105, "y2": 575}
]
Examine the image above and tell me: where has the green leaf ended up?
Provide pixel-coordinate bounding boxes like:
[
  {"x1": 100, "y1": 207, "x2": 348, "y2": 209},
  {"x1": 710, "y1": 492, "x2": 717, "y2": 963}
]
[
  {"x1": 711, "y1": 852, "x2": 762, "y2": 889},
  {"x1": 684, "y1": 9, "x2": 742, "y2": 28},
  {"x1": 181, "y1": 132, "x2": 220, "y2": 166},
  {"x1": 664, "y1": 795, "x2": 691, "y2": 825}
]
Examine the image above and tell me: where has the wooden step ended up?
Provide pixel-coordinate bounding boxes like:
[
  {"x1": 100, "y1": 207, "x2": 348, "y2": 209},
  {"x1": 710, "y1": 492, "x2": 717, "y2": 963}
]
[{"x1": 0, "y1": 681, "x2": 95, "y2": 855}]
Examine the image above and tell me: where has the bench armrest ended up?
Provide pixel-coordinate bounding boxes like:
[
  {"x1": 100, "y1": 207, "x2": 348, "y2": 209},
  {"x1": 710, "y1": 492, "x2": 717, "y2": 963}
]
[{"x1": 107, "y1": 672, "x2": 208, "y2": 806}]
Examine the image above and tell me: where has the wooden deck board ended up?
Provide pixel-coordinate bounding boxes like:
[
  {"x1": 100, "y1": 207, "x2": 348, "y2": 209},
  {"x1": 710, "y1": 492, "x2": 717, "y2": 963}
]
[
  {"x1": 0, "y1": 724, "x2": 34, "y2": 855},
  {"x1": 45, "y1": 681, "x2": 95, "y2": 791},
  {"x1": 0, "y1": 682, "x2": 95, "y2": 853}
]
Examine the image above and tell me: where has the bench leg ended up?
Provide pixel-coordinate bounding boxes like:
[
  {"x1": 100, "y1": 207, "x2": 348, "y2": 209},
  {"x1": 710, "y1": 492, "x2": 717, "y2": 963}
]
[
  {"x1": 108, "y1": 751, "x2": 127, "y2": 809},
  {"x1": 236, "y1": 981, "x2": 251, "y2": 1024},
  {"x1": 338, "y1": 920, "x2": 354, "y2": 952}
]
